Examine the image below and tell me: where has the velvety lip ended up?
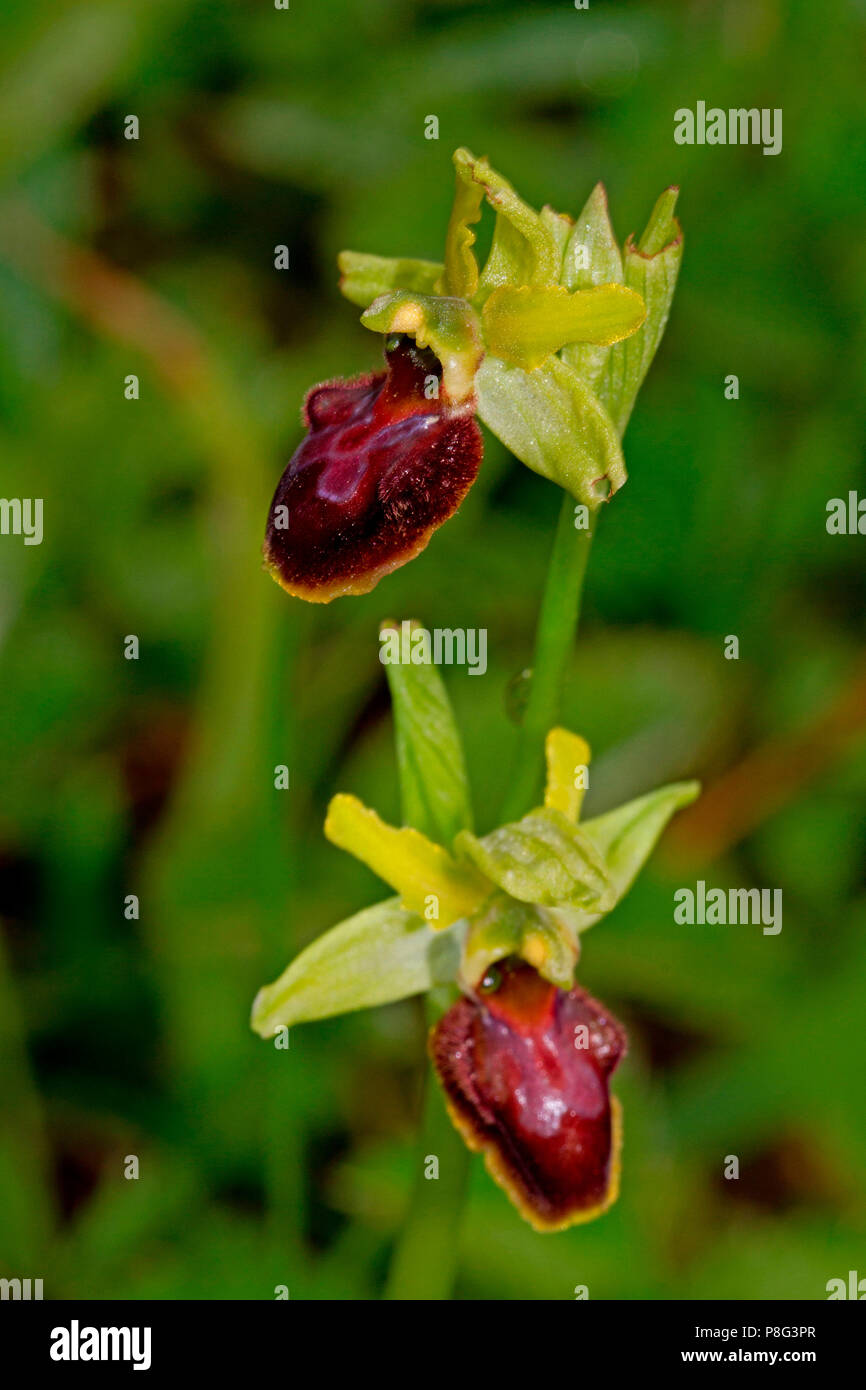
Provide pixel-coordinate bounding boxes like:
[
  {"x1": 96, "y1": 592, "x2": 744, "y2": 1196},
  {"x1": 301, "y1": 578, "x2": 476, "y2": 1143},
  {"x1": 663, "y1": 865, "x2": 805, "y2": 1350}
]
[
  {"x1": 263, "y1": 336, "x2": 482, "y2": 602},
  {"x1": 430, "y1": 959, "x2": 627, "y2": 1231}
]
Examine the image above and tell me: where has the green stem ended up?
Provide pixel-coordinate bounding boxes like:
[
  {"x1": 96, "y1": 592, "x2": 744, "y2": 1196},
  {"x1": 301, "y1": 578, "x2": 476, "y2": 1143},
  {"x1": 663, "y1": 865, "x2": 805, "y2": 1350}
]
[
  {"x1": 384, "y1": 991, "x2": 470, "y2": 1300},
  {"x1": 385, "y1": 495, "x2": 597, "y2": 1300},
  {"x1": 500, "y1": 497, "x2": 597, "y2": 822}
]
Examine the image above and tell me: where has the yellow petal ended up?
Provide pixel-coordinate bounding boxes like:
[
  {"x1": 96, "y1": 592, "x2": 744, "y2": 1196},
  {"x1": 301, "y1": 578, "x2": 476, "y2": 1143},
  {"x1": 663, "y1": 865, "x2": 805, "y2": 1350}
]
[
  {"x1": 324, "y1": 794, "x2": 489, "y2": 926},
  {"x1": 482, "y1": 283, "x2": 646, "y2": 371},
  {"x1": 544, "y1": 727, "x2": 591, "y2": 822}
]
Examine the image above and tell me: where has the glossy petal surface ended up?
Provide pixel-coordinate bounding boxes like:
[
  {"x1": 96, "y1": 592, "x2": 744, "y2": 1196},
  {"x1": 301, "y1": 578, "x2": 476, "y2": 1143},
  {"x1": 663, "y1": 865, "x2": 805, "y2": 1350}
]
[
  {"x1": 431, "y1": 959, "x2": 626, "y2": 1230},
  {"x1": 264, "y1": 337, "x2": 482, "y2": 601}
]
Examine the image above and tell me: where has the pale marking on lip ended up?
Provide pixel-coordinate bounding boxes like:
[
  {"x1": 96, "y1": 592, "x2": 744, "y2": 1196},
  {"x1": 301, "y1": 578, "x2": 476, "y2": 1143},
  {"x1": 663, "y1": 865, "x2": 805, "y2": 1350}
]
[{"x1": 390, "y1": 303, "x2": 425, "y2": 334}]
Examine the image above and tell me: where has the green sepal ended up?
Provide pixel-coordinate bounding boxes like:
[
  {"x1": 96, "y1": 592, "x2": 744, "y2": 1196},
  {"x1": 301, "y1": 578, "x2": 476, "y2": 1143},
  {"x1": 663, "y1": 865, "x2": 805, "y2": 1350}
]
[
  {"x1": 360, "y1": 289, "x2": 482, "y2": 403},
  {"x1": 381, "y1": 619, "x2": 474, "y2": 845},
  {"x1": 560, "y1": 183, "x2": 625, "y2": 390},
  {"x1": 562, "y1": 184, "x2": 624, "y2": 291},
  {"x1": 441, "y1": 157, "x2": 484, "y2": 299},
  {"x1": 540, "y1": 205, "x2": 575, "y2": 281},
  {"x1": 459, "y1": 892, "x2": 579, "y2": 991},
  {"x1": 481, "y1": 282, "x2": 645, "y2": 372},
  {"x1": 562, "y1": 780, "x2": 701, "y2": 934},
  {"x1": 337, "y1": 250, "x2": 444, "y2": 309},
  {"x1": 452, "y1": 148, "x2": 560, "y2": 298},
  {"x1": 475, "y1": 353, "x2": 626, "y2": 507},
  {"x1": 598, "y1": 187, "x2": 683, "y2": 436},
  {"x1": 251, "y1": 897, "x2": 463, "y2": 1035},
  {"x1": 454, "y1": 806, "x2": 615, "y2": 912}
]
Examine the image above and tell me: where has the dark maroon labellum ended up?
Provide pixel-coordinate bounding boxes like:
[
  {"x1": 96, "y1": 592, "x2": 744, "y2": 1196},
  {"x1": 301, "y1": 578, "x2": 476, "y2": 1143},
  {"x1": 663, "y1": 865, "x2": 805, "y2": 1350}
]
[
  {"x1": 263, "y1": 337, "x2": 482, "y2": 602},
  {"x1": 430, "y1": 959, "x2": 627, "y2": 1231}
]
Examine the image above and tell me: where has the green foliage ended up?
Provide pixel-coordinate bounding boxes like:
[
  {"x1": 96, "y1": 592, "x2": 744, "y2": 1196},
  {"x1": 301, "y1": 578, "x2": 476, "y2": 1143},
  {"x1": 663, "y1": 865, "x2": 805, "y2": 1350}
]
[{"x1": 382, "y1": 622, "x2": 474, "y2": 844}]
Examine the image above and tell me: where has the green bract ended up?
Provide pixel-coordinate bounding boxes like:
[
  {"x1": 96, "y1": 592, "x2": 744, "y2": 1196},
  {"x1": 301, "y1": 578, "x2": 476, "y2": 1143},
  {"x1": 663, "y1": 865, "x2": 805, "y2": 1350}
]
[
  {"x1": 335, "y1": 147, "x2": 683, "y2": 505},
  {"x1": 384, "y1": 617, "x2": 474, "y2": 845},
  {"x1": 251, "y1": 627, "x2": 699, "y2": 1037}
]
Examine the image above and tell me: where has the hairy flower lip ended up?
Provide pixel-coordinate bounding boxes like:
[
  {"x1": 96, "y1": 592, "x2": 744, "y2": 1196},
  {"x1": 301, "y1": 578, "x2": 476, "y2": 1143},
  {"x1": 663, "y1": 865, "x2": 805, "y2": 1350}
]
[
  {"x1": 263, "y1": 336, "x2": 482, "y2": 603},
  {"x1": 430, "y1": 958, "x2": 627, "y2": 1232}
]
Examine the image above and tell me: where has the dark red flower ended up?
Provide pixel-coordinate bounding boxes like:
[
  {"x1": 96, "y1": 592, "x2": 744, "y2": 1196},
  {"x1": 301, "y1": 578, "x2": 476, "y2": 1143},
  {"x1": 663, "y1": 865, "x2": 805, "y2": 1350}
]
[
  {"x1": 263, "y1": 336, "x2": 482, "y2": 602},
  {"x1": 430, "y1": 958, "x2": 626, "y2": 1231}
]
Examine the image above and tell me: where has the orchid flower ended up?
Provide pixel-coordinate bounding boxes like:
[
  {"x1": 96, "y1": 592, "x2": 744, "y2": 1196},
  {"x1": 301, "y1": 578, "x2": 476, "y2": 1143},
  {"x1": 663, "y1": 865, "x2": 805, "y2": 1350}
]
[
  {"x1": 252, "y1": 632, "x2": 698, "y2": 1231},
  {"x1": 263, "y1": 149, "x2": 682, "y2": 602}
]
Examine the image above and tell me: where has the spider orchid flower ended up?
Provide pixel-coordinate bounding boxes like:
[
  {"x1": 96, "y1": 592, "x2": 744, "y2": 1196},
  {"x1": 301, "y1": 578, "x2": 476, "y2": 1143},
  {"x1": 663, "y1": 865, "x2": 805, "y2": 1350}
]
[
  {"x1": 252, "y1": 639, "x2": 698, "y2": 1231},
  {"x1": 264, "y1": 149, "x2": 682, "y2": 601}
]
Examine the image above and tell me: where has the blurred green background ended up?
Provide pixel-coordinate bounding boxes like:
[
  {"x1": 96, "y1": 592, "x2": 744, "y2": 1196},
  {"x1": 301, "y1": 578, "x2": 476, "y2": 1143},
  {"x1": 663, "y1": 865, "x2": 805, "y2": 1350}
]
[{"x1": 1, "y1": 0, "x2": 865, "y2": 1300}]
